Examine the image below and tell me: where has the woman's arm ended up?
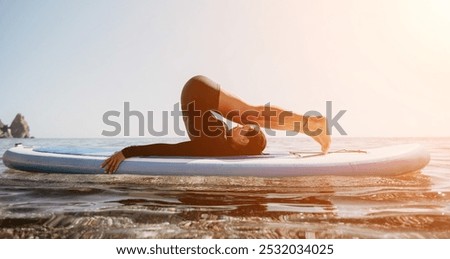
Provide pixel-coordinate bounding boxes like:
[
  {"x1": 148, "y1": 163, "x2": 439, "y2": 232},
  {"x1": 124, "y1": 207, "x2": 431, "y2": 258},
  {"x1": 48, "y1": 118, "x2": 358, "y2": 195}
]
[
  {"x1": 121, "y1": 141, "x2": 207, "y2": 157},
  {"x1": 101, "y1": 141, "x2": 196, "y2": 174},
  {"x1": 101, "y1": 139, "x2": 232, "y2": 174}
]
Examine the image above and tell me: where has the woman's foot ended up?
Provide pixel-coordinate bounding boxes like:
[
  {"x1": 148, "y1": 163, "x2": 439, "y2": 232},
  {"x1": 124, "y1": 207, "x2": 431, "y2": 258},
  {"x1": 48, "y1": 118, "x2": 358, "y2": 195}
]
[{"x1": 306, "y1": 116, "x2": 331, "y2": 154}]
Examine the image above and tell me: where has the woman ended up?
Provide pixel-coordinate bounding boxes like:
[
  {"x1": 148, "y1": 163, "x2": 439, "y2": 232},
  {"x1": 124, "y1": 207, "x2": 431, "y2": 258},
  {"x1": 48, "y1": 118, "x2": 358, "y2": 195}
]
[{"x1": 102, "y1": 75, "x2": 330, "y2": 173}]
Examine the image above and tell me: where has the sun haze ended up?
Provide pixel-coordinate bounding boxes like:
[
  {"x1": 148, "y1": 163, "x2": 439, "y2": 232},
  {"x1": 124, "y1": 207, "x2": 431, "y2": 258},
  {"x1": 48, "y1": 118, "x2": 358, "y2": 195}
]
[{"x1": 0, "y1": 0, "x2": 449, "y2": 138}]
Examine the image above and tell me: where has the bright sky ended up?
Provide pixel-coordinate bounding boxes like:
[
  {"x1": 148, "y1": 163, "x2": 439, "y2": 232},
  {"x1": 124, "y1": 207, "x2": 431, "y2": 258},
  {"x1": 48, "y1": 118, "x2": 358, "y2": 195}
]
[{"x1": 1, "y1": 0, "x2": 449, "y2": 138}]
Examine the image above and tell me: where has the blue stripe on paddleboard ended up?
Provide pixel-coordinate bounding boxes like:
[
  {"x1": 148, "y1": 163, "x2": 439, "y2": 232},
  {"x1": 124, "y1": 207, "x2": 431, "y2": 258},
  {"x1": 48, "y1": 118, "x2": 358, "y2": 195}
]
[
  {"x1": 33, "y1": 146, "x2": 279, "y2": 158},
  {"x1": 34, "y1": 146, "x2": 117, "y2": 157}
]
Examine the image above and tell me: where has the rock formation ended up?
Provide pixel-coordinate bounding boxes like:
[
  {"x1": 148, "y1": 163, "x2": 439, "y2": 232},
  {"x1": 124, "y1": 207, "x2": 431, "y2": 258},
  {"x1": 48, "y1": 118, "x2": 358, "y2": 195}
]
[
  {"x1": 0, "y1": 119, "x2": 11, "y2": 138},
  {"x1": 9, "y1": 113, "x2": 31, "y2": 138}
]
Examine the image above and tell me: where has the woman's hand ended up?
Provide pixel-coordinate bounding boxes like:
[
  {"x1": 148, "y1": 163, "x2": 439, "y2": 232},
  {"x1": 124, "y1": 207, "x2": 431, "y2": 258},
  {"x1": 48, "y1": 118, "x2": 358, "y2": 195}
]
[{"x1": 101, "y1": 151, "x2": 126, "y2": 174}]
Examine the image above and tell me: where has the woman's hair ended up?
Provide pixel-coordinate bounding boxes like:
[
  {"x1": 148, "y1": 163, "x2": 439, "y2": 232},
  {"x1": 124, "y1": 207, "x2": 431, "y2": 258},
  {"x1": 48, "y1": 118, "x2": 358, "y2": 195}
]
[{"x1": 241, "y1": 125, "x2": 267, "y2": 155}]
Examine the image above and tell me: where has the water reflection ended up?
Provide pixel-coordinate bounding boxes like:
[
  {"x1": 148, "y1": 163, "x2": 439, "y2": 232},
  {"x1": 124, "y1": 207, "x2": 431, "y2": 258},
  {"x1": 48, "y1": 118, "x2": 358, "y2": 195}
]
[{"x1": 1, "y1": 143, "x2": 450, "y2": 238}]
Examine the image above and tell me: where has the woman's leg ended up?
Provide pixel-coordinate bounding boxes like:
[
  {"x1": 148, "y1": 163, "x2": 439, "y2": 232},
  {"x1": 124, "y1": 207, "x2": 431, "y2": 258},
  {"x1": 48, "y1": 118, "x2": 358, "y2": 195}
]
[
  {"x1": 216, "y1": 78, "x2": 331, "y2": 153},
  {"x1": 181, "y1": 75, "x2": 226, "y2": 140},
  {"x1": 182, "y1": 75, "x2": 330, "y2": 153}
]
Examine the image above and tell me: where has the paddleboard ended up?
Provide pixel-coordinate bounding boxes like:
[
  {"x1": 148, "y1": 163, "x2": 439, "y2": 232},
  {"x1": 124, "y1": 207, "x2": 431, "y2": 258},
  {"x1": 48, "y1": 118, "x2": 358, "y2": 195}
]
[{"x1": 2, "y1": 144, "x2": 430, "y2": 177}]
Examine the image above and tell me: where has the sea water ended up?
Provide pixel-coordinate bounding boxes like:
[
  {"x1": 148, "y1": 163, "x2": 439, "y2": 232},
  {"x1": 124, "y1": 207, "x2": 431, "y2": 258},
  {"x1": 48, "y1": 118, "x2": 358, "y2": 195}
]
[{"x1": 0, "y1": 137, "x2": 449, "y2": 238}]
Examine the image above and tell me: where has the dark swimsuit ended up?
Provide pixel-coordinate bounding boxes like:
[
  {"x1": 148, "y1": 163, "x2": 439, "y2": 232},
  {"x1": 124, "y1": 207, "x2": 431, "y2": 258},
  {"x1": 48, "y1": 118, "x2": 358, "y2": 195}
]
[{"x1": 122, "y1": 76, "x2": 238, "y2": 158}]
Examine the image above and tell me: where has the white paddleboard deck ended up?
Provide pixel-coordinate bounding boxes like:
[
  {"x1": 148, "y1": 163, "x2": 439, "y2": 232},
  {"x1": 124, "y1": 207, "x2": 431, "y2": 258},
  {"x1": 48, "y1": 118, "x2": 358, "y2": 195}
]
[{"x1": 2, "y1": 144, "x2": 430, "y2": 177}]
